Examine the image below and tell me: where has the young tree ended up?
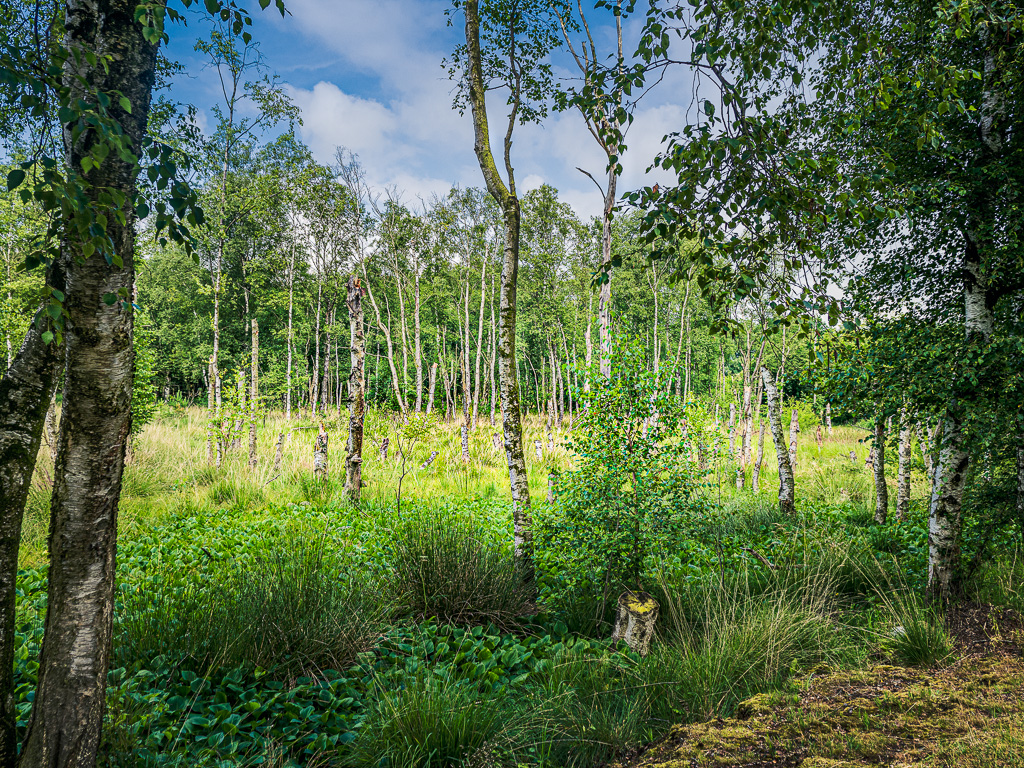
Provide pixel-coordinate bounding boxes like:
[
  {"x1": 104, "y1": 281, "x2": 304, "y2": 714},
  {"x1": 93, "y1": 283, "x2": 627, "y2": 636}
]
[{"x1": 453, "y1": 0, "x2": 561, "y2": 586}]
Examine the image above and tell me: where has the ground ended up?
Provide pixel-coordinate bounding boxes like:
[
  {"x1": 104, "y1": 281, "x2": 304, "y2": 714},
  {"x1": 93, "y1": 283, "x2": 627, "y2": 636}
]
[{"x1": 614, "y1": 605, "x2": 1024, "y2": 768}]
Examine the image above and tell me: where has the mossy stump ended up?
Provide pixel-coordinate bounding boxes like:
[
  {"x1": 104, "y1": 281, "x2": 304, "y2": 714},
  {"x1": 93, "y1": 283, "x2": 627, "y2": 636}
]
[{"x1": 611, "y1": 590, "x2": 659, "y2": 656}]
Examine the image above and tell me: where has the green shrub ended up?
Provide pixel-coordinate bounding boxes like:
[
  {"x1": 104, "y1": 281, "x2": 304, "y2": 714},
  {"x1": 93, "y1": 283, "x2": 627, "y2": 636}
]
[
  {"x1": 346, "y1": 676, "x2": 508, "y2": 768},
  {"x1": 542, "y1": 336, "x2": 711, "y2": 614},
  {"x1": 390, "y1": 512, "x2": 531, "y2": 629}
]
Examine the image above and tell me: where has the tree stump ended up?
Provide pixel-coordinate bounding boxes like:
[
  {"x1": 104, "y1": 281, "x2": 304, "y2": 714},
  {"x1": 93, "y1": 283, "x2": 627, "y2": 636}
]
[
  {"x1": 610, "y1": 591, "x2": 659, "y2": 657},
  {"x1": 380, "y1": 437, "x2": 389, "y2": 461},
  {"x1": 492, "y1": 432, "x2": 502, "y2": 454},
  {"x1": 534, "y1": 439, "x2": 543, "y2": 461},
  {"x1": 420, "y1": 450, "x2": 439, "y2": 470}
]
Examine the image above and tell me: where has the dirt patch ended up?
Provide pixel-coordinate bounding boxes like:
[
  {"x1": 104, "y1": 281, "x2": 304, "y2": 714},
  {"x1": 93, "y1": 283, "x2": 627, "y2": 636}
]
[{"x1": 945, "y1": 600, "x2": 1024, "y2": 654}]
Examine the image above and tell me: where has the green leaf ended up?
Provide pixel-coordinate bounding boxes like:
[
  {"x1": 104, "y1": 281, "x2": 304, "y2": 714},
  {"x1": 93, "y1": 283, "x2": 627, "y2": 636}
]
[
  {"x1": 119, "y1": 95, "x2": 132, "y2": 114},
  {"x1": 41, "y1": 331, "x2": 54, "y2": 344},
  {"x1": 6, "y1": 169, "x2": 25, "y2": 191},
  {"x1": 102, "y1": 293, "x2": 118, "y2": 306}
]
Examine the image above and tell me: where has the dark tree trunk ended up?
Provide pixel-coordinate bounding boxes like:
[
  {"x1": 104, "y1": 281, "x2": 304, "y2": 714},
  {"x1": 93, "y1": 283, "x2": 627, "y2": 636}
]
[
  {"x1": 18, "y1": 3, "x2": 159, "y2": 766},
  {"x1": 0, "y1": 296, "x2": 64, "y2": 768}
]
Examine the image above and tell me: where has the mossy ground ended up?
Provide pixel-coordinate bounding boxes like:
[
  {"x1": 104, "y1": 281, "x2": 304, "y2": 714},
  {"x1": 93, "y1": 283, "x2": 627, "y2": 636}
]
[{"x1": 616, "y1": 609, "x2": 1024, "y2": 768}]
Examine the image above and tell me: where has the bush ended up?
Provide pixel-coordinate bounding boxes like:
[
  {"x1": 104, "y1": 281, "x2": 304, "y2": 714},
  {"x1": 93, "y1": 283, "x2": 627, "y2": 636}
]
[
  {"x1": 542, "y1": 335, "x2": 710, "y2": 615},
  {"x1": 347, "y1": 676, "x2": 509, "y2": 768},
  {"x1": 390, "y1": 511, "x2": 531, "y2": 629}
]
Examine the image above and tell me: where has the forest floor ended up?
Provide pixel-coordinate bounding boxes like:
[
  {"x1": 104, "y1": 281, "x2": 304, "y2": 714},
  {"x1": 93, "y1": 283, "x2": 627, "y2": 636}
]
[
  {"x1": 13, "y1": 406, "x2": 1024, "y2": 767},
  {"x1": 614, "y1": 604, "x2": 1024, "y2": 768}
]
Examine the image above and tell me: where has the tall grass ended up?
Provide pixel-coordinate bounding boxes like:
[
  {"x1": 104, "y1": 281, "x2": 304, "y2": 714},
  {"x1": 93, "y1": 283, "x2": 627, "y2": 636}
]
[
  {"x1": 346, "y1": 676, "x2": 509, "y2": 768},
  {"x1": 389, "y1": 511, "x2": 531, "y2": 628}
]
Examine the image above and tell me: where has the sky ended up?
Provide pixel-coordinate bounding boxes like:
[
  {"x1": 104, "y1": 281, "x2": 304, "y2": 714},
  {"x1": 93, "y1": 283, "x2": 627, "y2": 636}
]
[{"x1": 162, "y1": 0, "x2": 693, "y2": 219}]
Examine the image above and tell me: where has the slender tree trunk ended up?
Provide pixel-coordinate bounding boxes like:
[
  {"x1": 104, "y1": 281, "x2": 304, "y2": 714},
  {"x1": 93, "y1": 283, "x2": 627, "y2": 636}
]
[
  {"x1": 285, "y1": 245, "x2": 295, "y2": 420},
  {"x1": 19, "y1": 5, "x2": 159, "y2": 763},
  {"x1": 873, "y1": 415, "x2": 889, "y2": 524},
  {"x1": 426, "y1": 363, "x2": 438, "y2": 416},
  {"x1": 789, "y1": 408, "x2": 799, "y2": 468},
  {"x1": 488, "y1": 279, "x2": 497, "y2": 425},
  {"x1": 471, "y1": 259, "x2": 487, "y2": 428},
  {"x1": 465, "y1": 0, "x2": 533, "y2": 586},
  {"x1": 752, "y1": 420, "x2": 767, "y2": 495},
  {"x1": 598, "y1": 165, "x2": 616, "y2": 379},
  {"x1": 0, "y1": 298, "x2": 63, "y2": 767},
  {"x1": 311, "y1": 280, "x2": 322, "y2": 416},
  {"x1": 414, "y1": 271, "x2": 423, "y2": 412},
  {"x1": 248, "y1": 319, "x2": 258, "y2": 467},
  {"x1": 345, "y1": 277, "x2": 365, "y2": 504},
  {"x1": 761, "y1": 367, "x2": 795, "y2": 515},
  {"x1": 583, "y1": 290, "x2": 593, "y2": 394},
  {"x1": 362, "y1": 267, "x2": 407, "y2": 415},
  {"x1": 896, "y1": 408, "x2": 912, "y2": 521}
]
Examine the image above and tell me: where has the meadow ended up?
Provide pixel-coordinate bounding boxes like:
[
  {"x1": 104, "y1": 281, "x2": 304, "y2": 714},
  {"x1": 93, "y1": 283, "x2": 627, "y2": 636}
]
[{"x1": 13, "y1": 402, "x2": 1024, "y2": 767}]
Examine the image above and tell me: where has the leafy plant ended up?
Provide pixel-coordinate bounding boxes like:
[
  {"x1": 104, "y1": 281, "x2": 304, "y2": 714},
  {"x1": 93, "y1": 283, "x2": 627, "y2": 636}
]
[{"x1": 542, "y1": 336, "x2": 710, "y2": 617}]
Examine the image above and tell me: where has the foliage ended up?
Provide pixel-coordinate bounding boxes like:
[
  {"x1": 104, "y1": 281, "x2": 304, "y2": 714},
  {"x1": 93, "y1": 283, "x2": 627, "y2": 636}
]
[
  {"x1": 544, "y1": 336, "x2": 711, "y2": 603},
  {"x1": 131, "y1": 308, "x2": 159, "y2": 439}
]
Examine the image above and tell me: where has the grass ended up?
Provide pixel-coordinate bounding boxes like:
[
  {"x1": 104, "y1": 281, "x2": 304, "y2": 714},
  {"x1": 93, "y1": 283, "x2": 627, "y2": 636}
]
[
  {"x1": 389, "y1": 509, "x2": 533, "y2": 629},
  {"x1": 11, "y1": 404, "x2": 1018, "y2": 768}
]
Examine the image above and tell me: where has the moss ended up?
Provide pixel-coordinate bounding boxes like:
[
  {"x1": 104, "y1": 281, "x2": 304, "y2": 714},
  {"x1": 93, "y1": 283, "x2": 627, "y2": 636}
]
[{"x1": 735, "y1": 692, "x2": 783, "y2": 720}]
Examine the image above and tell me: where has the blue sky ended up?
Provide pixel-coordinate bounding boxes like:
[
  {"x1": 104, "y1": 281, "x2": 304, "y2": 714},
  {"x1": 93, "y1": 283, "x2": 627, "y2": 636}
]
[{"x1": 162, "y1": 0, "x2": 690, "y2": 217}]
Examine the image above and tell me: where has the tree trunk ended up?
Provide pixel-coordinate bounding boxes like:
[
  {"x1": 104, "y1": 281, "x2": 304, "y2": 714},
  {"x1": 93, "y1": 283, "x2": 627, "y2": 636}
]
[
  {"x1": 426, "y1": 362, "x2": 438, "y2": 416},
  {"x1": 873, "y1": 415, "x2": 889, "y2": 524},
  {"x1": 789, "y1": 408, "x2": 799, "y2": 468},
  {"x1": 363, "y1": 267, "x2": 407, "y2": 415},
  {"x1": 761, "y1": 367, "x2": 795, "y2": 515},
  {"x1": 825, "y1": 401, "x2": 832, "y2": 435},
  {"x1": 414, "y1": 271, "x2": 423, "y2": 412},
  {"x1": 248, "y1": 319, "x2": 258, "y2": 468},
  {"x1": 286, "y1": 244, "x2": 295, "y2": 420},
  {"x1": 0, "y1": 299, "x2": 63, "y2": 767},
  {"x1": 598, "y1": 163, "x2": 616, "y2": 379},
  {"x1": 464, "y1": 0, "x2": 533, "y2": 587},
  {"x1": 311, "y1": 280, "x2": 322, "y2": 416},
  {"x1": 19, "y1": 5, "x2": 159, "y2": 764},
  {"x1": 345, "y1": 277, "x2": 365, "y2": 504},
  {"x1": 314, "y1": 425, "x2": 328, "y2": 480},
  {"x1": 896, "y1": 408, "x2": 912, "y2": 522},
  {"x1": 472, "y1": 258, "x2": 486, "y2": 427},
  {"x1": 752, "y1": 420, "x2": 766, "y2": 495}
]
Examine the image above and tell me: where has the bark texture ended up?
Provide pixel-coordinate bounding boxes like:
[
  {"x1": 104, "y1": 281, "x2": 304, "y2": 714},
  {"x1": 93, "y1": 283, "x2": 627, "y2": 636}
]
[
  {"x1": 344, "y1": 277, "x2": 365, "y2": 504},
  {"x1": 896, "y1": 410, "x2": 912, "y2": 521},
  {"x1": 0, "y1": 302, "x2": 63, "y2": 768},
  {"x1": 761, "y1": 367, "x2": 795, "y2": 515},
  {"x1": 19, "y1": 3, "x2": 160, "y2": 765},
  {"x1": 873, "y1": 416, "x2": 889, "y2": 524}
]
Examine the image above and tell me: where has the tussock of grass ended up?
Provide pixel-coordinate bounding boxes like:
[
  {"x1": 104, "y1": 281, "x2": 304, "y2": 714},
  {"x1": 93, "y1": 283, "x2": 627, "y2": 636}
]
[
  {"x1": 346, "y1": 676, "x2": 509, "y2": 768},
  {"x1": 390, "y1": 511, "x2": 532, "y2": 629}
]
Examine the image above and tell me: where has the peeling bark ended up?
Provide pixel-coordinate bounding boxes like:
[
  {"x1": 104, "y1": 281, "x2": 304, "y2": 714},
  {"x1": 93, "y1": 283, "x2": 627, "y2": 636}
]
[
  {"x1": 345, "y1": 277, "x2": 365, "y2": 504},
  {"x1": 19, "y1": 3, "x2": 160, "y2": 764},
  {"x1": 761, "y1": 367, "x2": 795, "y2": 515}
]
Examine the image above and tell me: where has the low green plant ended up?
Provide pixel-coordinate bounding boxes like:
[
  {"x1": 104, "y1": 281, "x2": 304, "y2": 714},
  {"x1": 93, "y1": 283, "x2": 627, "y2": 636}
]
[
  {"x1": 346, "y1": 676, "x2": 509, "y2": 768},
  {"x1": 877, "y1": 590, "x2": 953, "y2": 666},
  {"x1": 389, "y1": 511, "x2": 531, "y2": 628}
]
